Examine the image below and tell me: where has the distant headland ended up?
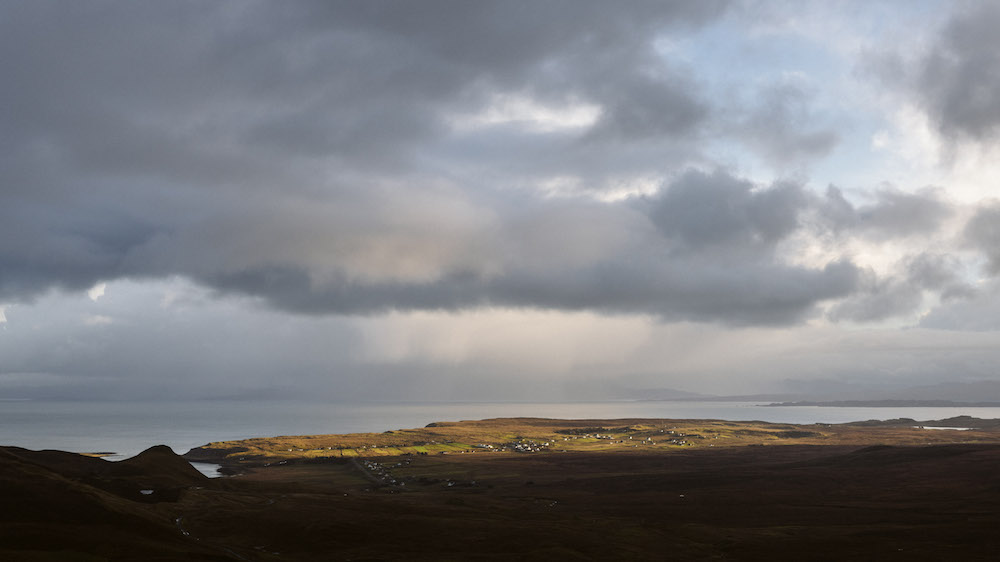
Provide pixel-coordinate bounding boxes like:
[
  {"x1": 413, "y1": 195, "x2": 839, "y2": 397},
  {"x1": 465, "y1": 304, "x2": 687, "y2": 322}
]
[{"x1": 765, "y1": 399, "x2": 1000, "y2": 407}]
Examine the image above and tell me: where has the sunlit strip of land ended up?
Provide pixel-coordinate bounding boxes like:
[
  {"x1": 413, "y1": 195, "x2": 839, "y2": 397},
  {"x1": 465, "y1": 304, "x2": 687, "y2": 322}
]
[{"x1": 184, "y1": 416, "x2": 1000, "y2": 463}]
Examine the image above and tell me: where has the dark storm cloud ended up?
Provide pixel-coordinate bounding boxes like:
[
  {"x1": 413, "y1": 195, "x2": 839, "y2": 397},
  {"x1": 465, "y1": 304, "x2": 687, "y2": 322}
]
[{"x1": 916, "y1": 3, "x2": 1000, "y2": 142}]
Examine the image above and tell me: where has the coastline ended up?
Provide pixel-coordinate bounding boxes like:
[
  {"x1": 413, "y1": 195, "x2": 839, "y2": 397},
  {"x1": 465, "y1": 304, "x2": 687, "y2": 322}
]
[{"x1": 10, "y1": 399, "x2": 1000, "y2": 463}]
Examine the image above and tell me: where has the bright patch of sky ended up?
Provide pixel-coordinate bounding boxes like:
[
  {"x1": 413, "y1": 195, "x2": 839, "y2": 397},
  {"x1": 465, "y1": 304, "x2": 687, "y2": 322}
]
[
  {"x1": 448, "y1": 93, "x2": 601, "y2": 134},
  {"x1": 87, "y1": 283, "x2": 106, "y2": 302}
]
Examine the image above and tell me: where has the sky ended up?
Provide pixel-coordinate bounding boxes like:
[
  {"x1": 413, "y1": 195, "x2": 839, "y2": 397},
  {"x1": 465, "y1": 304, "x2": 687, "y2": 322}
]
[{"x1": 3, "y1": 0, "x2": 1000, "y2": 401}]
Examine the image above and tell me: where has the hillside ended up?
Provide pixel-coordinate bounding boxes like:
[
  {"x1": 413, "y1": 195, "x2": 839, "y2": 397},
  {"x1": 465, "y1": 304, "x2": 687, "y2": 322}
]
[
  {"x1": 5, "y1": 417, "x2": 1000, "y2": 560},
  {"x1": 0, "y1": 445, "x2": 225, "y2": 561}
]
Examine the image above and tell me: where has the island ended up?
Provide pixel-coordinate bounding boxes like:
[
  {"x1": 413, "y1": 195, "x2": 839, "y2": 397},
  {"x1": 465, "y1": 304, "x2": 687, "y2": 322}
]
[{"x1": 5, "y1": 416, "x2": 1000, "y2": 560}]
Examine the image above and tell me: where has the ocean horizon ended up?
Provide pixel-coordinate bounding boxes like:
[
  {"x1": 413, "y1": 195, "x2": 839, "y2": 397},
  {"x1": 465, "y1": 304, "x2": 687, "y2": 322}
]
[{"x1": 5, "y1": 399, "x2": 1000, "y2": 462}]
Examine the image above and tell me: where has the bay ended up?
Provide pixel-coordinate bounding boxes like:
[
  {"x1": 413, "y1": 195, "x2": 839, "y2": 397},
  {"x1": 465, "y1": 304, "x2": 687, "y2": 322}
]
[{"x1": 3, "y1": 399, "x2": 1000, "y2": 462}]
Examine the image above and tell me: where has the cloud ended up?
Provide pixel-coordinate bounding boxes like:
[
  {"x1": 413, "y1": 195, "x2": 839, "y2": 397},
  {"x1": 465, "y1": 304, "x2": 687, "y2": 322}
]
[
  {"x1": 816, "y1": 186, "x2": 953, "y2": 240},
  {"x1": 736, "y1": 80, "x2": 839, "y2": 168},
  {"x1": 827, "y1": 252, "x2": 975, "y2": 324},
  {"x1": 0, "y1": 1, "x2": 730, "y2": 181},
  {"x1": 965, "y1": 203, "x2": 1000, "y2": 275},
  {"x1": 582, "y1": 69, "x2": 708, "y2": 142},
  {"x1": 0, "y1": 1, "x2": 880, "y2": 328},
  {"x1": 83, "y1": 315, "x2": 113, "y2": 326},
  {"x1": 6, "y1": 277, "x2": 997, "y2": 401},
  {"x1": 646, "y1": 169, "x2": 807, "y2": 252},
  {"x1": 916, "y1": 3, "x2": 1000, "y2": 142},
  {"x1": 163, "y1": 169, "x2": 859, "y2": 326},
  {"x1": 5, "y1": 1, "x2": 1000, "y2": 404},
  {"x1": 0, "y1": 278, "x2": 367, "y2": 399},
  {"x1": 920, "y1": 280, "x2": 1000, "y2": 331},
  {"x1": 0, "y1": 1, "x2": 735, "y2": 297},
  {"x1": 826, "y1": 269, "x2": 923, "y2": 323},
  {"x1": 0, "y1": 1, "x2": 980, "y2": 332},
  {"x1": 904, "y1": 252, "x2": 973, "y2": 295}
]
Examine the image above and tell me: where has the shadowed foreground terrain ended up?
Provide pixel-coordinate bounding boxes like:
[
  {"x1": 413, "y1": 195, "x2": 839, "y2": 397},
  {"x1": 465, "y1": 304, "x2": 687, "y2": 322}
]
[{"x1": 6, "y1": 417, "x2": 1000, "y2": 560}]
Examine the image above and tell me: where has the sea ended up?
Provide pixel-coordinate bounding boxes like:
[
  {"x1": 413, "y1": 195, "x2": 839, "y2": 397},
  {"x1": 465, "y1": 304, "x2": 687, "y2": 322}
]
[{"x1": 4, "y1": 399, "x2": 1000, "y2": 467}]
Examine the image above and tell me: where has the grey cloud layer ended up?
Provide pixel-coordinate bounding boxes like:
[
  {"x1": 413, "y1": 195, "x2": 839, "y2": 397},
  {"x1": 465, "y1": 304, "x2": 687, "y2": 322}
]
[
  {"x1": 817, "y1": 186, "x2": 953, "y2": 240},
  {"x1": 736, "y1": 81, "x2": 839, "y2": 168},
  {"x1": 828, "y1": 252, "x2": 974, "y2": 324},
  {"x1": 965, "y1": 204, "x2": 1000, "y2": 275},
  {"x1": 917, "y1": 3, "x2": 1000, "y2": 142},
  {"x1": 138, "y1": 170, "x2": 866, "y2": 325},
  {"x1": 0, "y1": 1, "x2": 987, "y2": 327}
]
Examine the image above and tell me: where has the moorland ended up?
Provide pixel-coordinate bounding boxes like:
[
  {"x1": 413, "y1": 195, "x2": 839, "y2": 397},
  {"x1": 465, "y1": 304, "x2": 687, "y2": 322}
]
[{"x1": 5, "y1": 416, "x2": 1000, "y2": 560}]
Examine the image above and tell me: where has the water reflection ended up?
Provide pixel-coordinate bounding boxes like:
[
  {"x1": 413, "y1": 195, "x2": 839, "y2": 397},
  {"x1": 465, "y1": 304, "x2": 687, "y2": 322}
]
[{"x1": 189, "y1": 461, "x2": 223, "y2": 478}]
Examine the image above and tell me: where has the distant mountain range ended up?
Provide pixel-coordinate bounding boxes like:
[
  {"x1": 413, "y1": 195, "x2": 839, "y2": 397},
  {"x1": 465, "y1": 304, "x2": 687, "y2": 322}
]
[
  {"x1": 765, "y1": 400, "x2": 1000, "y2": 408},
  {"x1": 626, "y1": 380, "x2": 1000, "y2": 405}
]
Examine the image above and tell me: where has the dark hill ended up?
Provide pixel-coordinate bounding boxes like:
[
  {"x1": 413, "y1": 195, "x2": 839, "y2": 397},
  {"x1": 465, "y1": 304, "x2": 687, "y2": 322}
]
[
  {"x1": 112, "y1": 445, "x2": 208, "y2": 488},
  {"x1": 844, "y1": 415, "x2": 1000, "y2": 429},
  {"x1": 0, "y1": 446, "x2": 225, "y2": 560},
  {"x1": 1, "y1": 445, "x2": 113, "y2": 476},
  {"x1": 7, "y1": 418, "x2": 1000, "y2": 560},
  {"x1": 787, "y1": 442, "x2": 1000, "y2": 469},
  {"x1": 4, "y1": 444, "x2": 206, "y2": 503}
]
